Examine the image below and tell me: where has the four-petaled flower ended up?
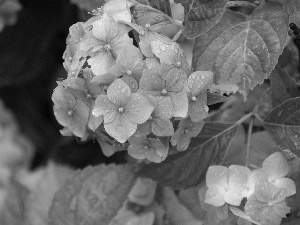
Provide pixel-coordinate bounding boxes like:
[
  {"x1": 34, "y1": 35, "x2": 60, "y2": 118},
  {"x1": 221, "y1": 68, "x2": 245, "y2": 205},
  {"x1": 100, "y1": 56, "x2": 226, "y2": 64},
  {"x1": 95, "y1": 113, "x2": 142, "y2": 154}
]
[
  {"x1": 205, "y1": 165, "x2": 251, "y2": 207},
  {"x1": 52, "y1": 86, "x2": 89, "y2": 138},
  {"x1": 170, "y1": 117, "x2": 204, "y2": 151},
  {"x1": 80, "y1": 13, "x2": 132, "y2": 76},
  {"x1": 245, "y1": 180, "x2": 290, "y2": 225},
  {"x1": 92, "y1": 79, "x2": 154, "y2": 143},
  {"x1": 128, "y1": 136, "x2": 168, "y2": 163},
  {"x1": 138, "y1": 68, "x2": 188, "y2": 118}
]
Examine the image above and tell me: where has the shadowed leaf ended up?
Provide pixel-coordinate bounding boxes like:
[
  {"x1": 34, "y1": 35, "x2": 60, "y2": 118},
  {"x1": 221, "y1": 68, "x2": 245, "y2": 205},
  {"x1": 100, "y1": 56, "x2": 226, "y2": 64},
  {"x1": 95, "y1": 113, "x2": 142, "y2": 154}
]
[
  {"x1": 48, "y1": 164, "x2": 135, "y2": 225},
  {"x1": 192, "y1": 2, "x2": 289, "y2": 98},
  {"x1": 138, "y1": 121, "x2": 239, "y2": 189},
  {"x1": 135, "y1": 0, "x2": 172, "y2": 16},
  {"x1": 175, "y1": 0, "x2": 228, "y2": 38},
  {"x1": 264, "y1": 97, "x2": 300, "y2": 157}
]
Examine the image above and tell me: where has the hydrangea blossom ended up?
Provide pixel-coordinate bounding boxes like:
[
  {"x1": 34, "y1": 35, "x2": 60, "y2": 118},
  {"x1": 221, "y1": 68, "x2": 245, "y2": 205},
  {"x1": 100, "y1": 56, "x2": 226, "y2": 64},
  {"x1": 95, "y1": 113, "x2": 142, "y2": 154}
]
[
  {"x1": 128, "y1": 136, "x2": 168, "y2": 163},
  {"x1": 109, "y1": 45, "x2": 146, "y2": 91},
  {"x1": 63, "y1": 22, "x2": 87, "y2": 76},
  {"x1": 135, "y1": 95, "x2": 174, "y2": 137},
  {"x1": 204, "y1": 165, "x2": 251, "y2": 207},
  {"x1": 52, "y1": 86, "x2": 89, "y2": 138},
  {"x1": 80, "y1": 13, "x2": 132, "y2": 76},
  {"x1": 103, "y1": 0, "x2": 134, "y2": 23},
  {"x1": 151, "y1": 40, "x2": 192, "y2": 84},
  {"x1": 138, "y1": 68, "x2": 188, "y2": 118},
  {"x1": 187, "y1": 71, "x2": 213, "y2": 122},
  {"x1": 245, "y1": 181, "x2": 290, "y2": 225},
  {"x1": 247, "y1": 152, "x2": 296, "y2": 198},
  {"x1": 170, "y1": 117, "x2": 204, "y2": 151},
  {"x1": 92, "y1": 79, "x2": 154, "y2": 143}
]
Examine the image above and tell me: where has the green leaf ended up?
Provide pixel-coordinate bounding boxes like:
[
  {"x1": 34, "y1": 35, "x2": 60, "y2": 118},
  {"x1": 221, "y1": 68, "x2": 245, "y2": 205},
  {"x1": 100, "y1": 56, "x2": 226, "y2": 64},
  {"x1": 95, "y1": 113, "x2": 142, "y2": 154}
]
[
  {"x1": 192, "y1": 2, "x2": 289, "y2": 98},
  {"x1": 135, "y1": 0, "x2": 172, "y2": 17},
  {"x1": 131, "y1": 3, "x2": 175, "y2": 29},
  {"x1": 48, "y1": 164, "x2": 136, "y2": 225},
  {"x1": 138, "y1": 121, "x2": 239, "y2": 189},
  {"x1": 0, "y1": 179, "x2": 29, "y2": 225},
  {"x1": 175, "y1": 0, "x2": 228, "y2": 38},
  {"x1": 25, "y1": 163, "x2": 75, "y2": 225},
  {"x1": 163, "y1": 188, "x2": 202, "y2": 225},
  {"x1": 264, "y1": 97, "x2": 300, "y2": 157},
  {"x1": 207, "y1": 92, "x2": 228, "y2": 105}
]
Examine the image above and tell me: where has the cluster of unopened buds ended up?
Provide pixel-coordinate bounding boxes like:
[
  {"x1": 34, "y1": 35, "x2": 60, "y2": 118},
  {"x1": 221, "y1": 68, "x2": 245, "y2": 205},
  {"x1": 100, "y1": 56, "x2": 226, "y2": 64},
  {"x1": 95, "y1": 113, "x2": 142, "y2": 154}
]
[{"x1": 203, "y1": 152, "x2": 296, "y2": 225}]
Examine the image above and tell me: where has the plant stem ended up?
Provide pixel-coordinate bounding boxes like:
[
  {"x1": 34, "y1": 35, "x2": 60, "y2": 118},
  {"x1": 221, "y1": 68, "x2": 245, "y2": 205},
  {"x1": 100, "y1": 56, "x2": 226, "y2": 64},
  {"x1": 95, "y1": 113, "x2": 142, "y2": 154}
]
[
  {"x1": 172, "y1": 29, "x2": 183, "y2": 42},
  {"x1": 245, "y1": 115, "x2": 255, "y2": 167}
]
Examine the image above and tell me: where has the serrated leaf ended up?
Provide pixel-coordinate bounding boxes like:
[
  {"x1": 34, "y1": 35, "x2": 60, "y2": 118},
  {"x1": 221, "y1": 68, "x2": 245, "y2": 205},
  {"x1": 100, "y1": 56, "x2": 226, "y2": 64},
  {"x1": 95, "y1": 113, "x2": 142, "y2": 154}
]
[
  {"x1": 192, "y1": 2, "x2": 289, "y2": 98},
  {"x1": 175, "y1": 0, "x2": 228, "y2": 38},
  {"x1": 135, "y1": 0, "x2": 172, "y2": 16},
  {"x1": 48, "y1": 164, "x2": 136, "y2": 225},
  {"x1": 138, "y1": 121, "x2": 239, "y2": 189},
  {"x1": 264, "y1": 97, "x2": 300, "y2": 157}
]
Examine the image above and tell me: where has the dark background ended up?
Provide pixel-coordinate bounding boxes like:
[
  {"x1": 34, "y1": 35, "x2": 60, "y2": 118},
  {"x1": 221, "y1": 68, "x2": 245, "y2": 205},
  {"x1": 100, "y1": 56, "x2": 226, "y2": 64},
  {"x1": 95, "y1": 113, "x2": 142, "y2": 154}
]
[{"x1": 0, "y1": 0, "x2": 125, "y2": 170}]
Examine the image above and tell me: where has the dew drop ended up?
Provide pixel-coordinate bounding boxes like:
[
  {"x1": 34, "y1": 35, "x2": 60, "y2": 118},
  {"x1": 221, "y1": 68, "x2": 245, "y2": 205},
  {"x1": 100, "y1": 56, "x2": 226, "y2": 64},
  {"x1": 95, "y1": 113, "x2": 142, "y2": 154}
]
[
  {"x1": 160, "y1": 45, "x2": 166, "y2": 51},
  {"x1": 156, "y1": 149, "x2": 163, "y2": 158},
  {"x1": 127, "y1": 70, "x2": 132, "y2": 75},
  {"x1": 191, "y1": 96, "x2": 197, "y2": 101},
  {"x1": 204, "y1": 105, "x2": 209, "y2": 112},
  {"x1": 68, "y1": 110, "x2": 73, "y2": 116},
  {"x1": 118, "y1": 107, "x2": 124, "y2": 113}
]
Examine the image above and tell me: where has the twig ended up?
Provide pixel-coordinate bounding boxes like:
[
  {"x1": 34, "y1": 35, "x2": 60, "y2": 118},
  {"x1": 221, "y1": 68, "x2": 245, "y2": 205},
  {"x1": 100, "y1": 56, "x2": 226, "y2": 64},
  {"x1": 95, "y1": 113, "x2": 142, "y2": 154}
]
[
  {"x1": 245, "y1": 115, "x2": 255, "y2": 167},
  {"x1": 172, "y1": 29, "x2": 183, "y2": 42}
]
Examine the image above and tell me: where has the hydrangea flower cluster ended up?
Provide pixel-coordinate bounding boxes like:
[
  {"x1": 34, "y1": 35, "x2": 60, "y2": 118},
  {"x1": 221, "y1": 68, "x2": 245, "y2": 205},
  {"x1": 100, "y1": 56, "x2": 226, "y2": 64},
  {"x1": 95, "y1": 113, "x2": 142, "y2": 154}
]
[
  {"x1": 204, "y1": 152, "x2": 296, "y2": 225},
  {"x1": 52, "y1": 0, "x2": 213, "y2": 162}
]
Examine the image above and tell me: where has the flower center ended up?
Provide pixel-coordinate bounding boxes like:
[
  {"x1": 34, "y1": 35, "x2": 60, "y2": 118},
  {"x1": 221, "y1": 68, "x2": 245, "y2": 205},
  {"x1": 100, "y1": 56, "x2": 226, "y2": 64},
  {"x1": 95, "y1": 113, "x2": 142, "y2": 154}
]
[
  {"x1": 104, "y1": 44, "x2": 111, "y2": 51},
  {"x1": 68, "y1": 110, "x2": 73, "y2": 116},
  {"x1": 118, "y1": 107, "x2": 124, "y2": 113},
  {"x1": 184, "y1": 129, "x2": 189, "y2": 133},
  {"x1": 144, "y1": 145, "x2": 149, "y2": 149},
  {"x1": 127, "y1": 70, "x2": 132, "y2": 75},
  {"x1": 161, "y1": 89, "x2": 167, "y2": 95},
  {"x1": 86, "y1": 93, "x2": 92, "y2": 99},
  {"x1": 145, "y1": 24, "x2": 151, "y2": 29},
  {"x1": 176, "y1": 61, "x2": 182, "y2": 68}
]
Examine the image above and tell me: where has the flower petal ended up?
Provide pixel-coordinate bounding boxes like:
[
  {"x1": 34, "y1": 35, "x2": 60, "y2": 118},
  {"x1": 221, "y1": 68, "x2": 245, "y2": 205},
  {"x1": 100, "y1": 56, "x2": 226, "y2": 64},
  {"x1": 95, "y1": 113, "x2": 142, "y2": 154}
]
[
  {"x1": 247, "y1": 169, "x2": 268, "y2": 198},
  {"x1": 93, "y1": 95, "x2": 118, "y2": 123},
  {"x1": 151, "y1": 117, "x2": 174, "y2": 136},
  {"x1": 52, "y1": 86, "x2": 76, "y2": 109},
  {"x1": 139, "y1": 68, "x2": 166, "y2": 93},
  {"x1": 262, "y1": 152, "x2": 289, "y2": 181},
  {"x1": 124, "y1": 93, "x2": 154, "y2": 124},
  {"x1": 169, "y1": 91, "x2": 188, "y2": 118},
  {"x1": 107, "y1": 79, "x2": 131, "y2": 106},
  {"x1": 116, "y1": 45, "x2": 144, "y2": 71},
  {"x1": 272, "y1": 177, "x2": 296, "y2": 197},
  {"x1": 204, "y1": 186, "x2": 226, "y2": 207},
  {"x1": 88, "y1": 51, "x2": 115, "y2": 76},
  {"x1": 224, "y1": 190, "x2": 244, "y2": 206},
  {"x1": 92, "y1": 13, "x2": 119, "y2": 41},
  {"x1": 228, "y1": 165, "x2": 251, "y2": 197},
  {"x1": 104, "y1": 113, "x2": 137, "y2": 143},
  {"x1": 206, "y1": 166, "x2": 228, "y2": 189}
]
